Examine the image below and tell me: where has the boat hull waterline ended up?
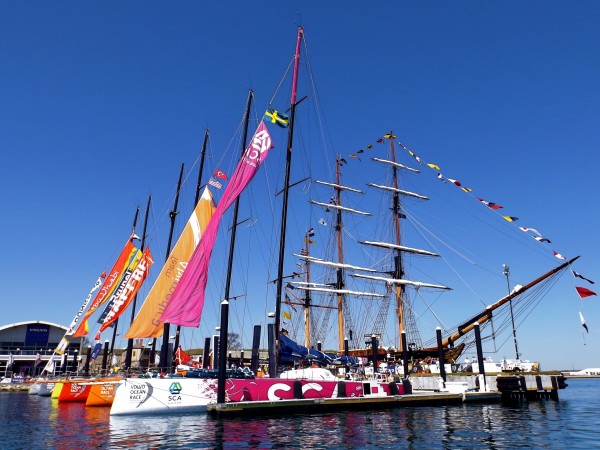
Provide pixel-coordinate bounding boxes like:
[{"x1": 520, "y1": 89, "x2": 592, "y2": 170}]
[
  {"x1": 86, "y1": 380, "x2": 121, "y2": 407},
  {"x1": 110, "y1": 377, "x2": 396, "y2": 415}
]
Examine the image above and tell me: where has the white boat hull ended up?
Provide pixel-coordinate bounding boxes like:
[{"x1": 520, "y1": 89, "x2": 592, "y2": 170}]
[
  {"x1": 110, "y1": 378, "x2": 213, "y2": 415},
  {"x1": 110, "y1": 375, "x2": 381, "y2": 416},
  {"x1": 38, "y1": 382, "x2": 55, "y2": 397}
]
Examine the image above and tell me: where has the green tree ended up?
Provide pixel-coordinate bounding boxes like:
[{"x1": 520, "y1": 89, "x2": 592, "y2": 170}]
[{"x1": 227, "y1": 332, "x2": 242, "y2": 350}]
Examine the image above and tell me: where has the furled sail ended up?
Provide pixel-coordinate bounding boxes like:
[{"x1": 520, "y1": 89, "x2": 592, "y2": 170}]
[
  {"x1": 125, "y1": 187, "x2": 216, "y2": 338},
  {"x1": 367, "y1": 183, "x2": 429, "y2": 200},
  {"x1": 290, "y1": 283, "x2": 386, "y2": 298},
  {"x1": 292, "y1": 253, "x2": 377, "y2": 272},
  {"x1": 160, "y1": 121, "x2": 274, "y2": 327},
  {"x1": 372, "y1": 157, "x2": 420, "y2": 173},
  {"x1": 360, "y1": 240, "x2": 440, "y2": 257},
  {"x1": 310, "y1": 200, "x2": 371, "y2": 216},
  {"x1": 315, "y1": 180, "x2": 363, "y2": 193},
  {"x1": 351, "y1": 273, "x2": 452, "y2": 290}
]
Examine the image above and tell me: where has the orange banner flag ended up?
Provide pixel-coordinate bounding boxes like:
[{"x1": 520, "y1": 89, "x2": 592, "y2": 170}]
[
  {"x1": 72, "y1": 240, "x2": 137, "y2": 337},
  {"x1": 125, "y1": 187, "x2": 216, "y2": 338},
  {"x1": 99, "y1": 247, "x2": 154, "y2": 332}
]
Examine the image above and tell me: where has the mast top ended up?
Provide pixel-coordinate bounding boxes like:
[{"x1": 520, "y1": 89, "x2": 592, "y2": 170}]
[{"x1": 290, "y1": 26, "x2": 304, "y2": 106}]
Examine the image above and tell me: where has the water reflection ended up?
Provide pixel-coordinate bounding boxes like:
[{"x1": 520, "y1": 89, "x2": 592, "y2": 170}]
[{"x1": 3, "y1": 381, "x2": 600, "y2": 448}]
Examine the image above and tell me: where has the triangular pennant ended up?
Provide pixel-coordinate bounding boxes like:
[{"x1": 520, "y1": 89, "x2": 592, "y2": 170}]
[
  {"x1": 572, "y1": 270, "x2": 595, "y2": 284},
  {"x1": 576, "y1": 286, "x2": 597, "y2": 298},
  {"x1": 553, "y1": 251, "x2": 566, "y2": 260},
  {"x1": 579, "y1": 311, "x2": 589, "y2": 333}
]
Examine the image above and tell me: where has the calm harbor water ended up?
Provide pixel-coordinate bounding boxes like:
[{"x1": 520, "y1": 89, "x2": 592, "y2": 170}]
[{"x1": 1, "y1": 379, "x2": 599, "y2": 449}]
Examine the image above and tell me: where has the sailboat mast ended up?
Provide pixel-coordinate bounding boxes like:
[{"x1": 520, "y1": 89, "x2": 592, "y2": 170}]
[
  {"x1": 274, "y1": 26, "x2": 303, "y2": 352},
  {"x1": 223, "y1": 91, "x2": 254, "y2": 304},
  {"x1": 303, "y1": 237, "x2": 312, "y2": 347},
  {"x1": 195, "y1": 130, "x2": 210, "y2": 205},
  {"x1": 173, "y1": 129, "x2": 210, "y2": 358},
  {"x1": 217, "y1": 90, "x2": 253, "y2": 403},
  {"x1": 109, "y1": 206, "x2": 140, "y2": 356},
  {"x1": 389, "y1": 133, "x2": 406, "y2": 351},
  {"x1": 335, "y1": 160, "x2": 345, "y2": 350},
  {"x1": 158, "y1": 164, "x2": 185, "y2": 372},
  {"x1": 124, "y1": 194, "x2": 152, "y2": 369}
]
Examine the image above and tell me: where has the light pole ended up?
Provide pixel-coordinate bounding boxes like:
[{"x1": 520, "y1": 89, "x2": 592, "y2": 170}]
[{"x1": 503, "y1": 264, "x2": 520, "y2": 360}]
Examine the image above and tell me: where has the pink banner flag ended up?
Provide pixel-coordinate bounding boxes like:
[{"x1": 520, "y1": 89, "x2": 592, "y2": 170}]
[{"x1": 160, "y1": 121, "x2": 274, "y2": 327}]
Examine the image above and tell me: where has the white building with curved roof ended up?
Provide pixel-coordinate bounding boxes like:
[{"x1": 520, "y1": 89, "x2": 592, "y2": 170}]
[{"x1": 0, "y1": 321, "x2": 81, "y2": 377}]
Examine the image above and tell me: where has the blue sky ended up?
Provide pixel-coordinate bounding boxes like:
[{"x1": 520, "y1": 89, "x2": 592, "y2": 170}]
[{"x1": 1, "y1": 2, "x2": 598, "y2": 370}]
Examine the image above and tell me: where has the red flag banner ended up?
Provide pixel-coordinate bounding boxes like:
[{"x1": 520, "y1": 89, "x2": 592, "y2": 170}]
[
  {"x1": 576, "y1": 286, "x2": 597, "y2": 298},
  {"x1": 214, "y1": 169, "x2": 228, "y2": 180},
  {"x1": 175, "y1": 347, "x2": 193, "y2": 365}
]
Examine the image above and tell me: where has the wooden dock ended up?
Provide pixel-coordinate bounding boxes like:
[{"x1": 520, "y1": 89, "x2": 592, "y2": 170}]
[
  {"x1": 207, "y1": 392, "x2": 480, "y2": 416},
  {"x1": 206, "y1": 374, "x2": 564, "y2": 416}
]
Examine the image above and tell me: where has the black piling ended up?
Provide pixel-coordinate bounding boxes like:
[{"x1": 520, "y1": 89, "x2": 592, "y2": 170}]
[
  {"x1": 217, "y1": 300, "x2": 229, "y2": 404},
  {"x1": 250, "y1": 325, "x2": 261, "y2": 375},
  {"x1": 293, "y1": 380, "x2": 303, "y2": 399},
  {"x1": 474, "y1": 322, "x2": 486, "y2": 391},
  {"x1": 401, "y1": 331, "x2": 409, "y2": 378},
  {"x1": 268, "y1": 323, "x2": 276, "y2": 377},
  {"x1": 337, "y1": 381, "x2": 347, "y2": 398},
  {"x1": 202, "y1": 337, "x2": 211, "y2": 369},
  {"x1": 344, "y1": 337, "x2": 349, "y2": 379},
  {"x1": 213, "y1": 335, "x2": 220, "y2": 369},
  {"x1": 371, "y1": 335, "x2": 378, "y2": 370},
  {"x1": 436, "y1": 327, "x2": 446, "y2": 385},
  {"x1": 83, "y1": 345, "x2": 92, "y2": 376},
  {"x1": 101, "y1": 340, "x2": 109, "y2": 373}
]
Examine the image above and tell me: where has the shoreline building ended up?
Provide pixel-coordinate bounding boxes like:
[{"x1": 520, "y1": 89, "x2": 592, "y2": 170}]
[{"x1": 0, "y1": 321, "x2": 78, "y2": 377}]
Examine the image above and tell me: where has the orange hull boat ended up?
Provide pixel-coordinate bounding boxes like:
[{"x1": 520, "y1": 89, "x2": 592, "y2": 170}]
[
  {"x1": 58, "y1": 381, "x2": 91, "y2": 403},
  {"x1": 85, "y1": 380, "x2": 120, "y2": 407}
]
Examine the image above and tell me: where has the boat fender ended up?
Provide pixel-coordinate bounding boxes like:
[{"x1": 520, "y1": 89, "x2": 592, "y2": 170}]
[
  {"x1": 402, "y1": 379, "x2": 412, "y2": 395},
  {"x1": 293, "y1": 380, "x2": 303, "y2": 399},
  {"x1": 337, "y1": 381, "x2": 347, "y2": 398},
  {"x1": 388, "y1": 381, "x2": 400, "y2": 396}
]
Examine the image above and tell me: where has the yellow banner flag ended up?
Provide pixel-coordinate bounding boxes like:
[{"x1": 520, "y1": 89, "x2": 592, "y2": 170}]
[
  {"x1": 55, "y1": 337, "x2": 70, "y2": 355},
  {"x1": 125, "y1": 188, "x2": 216, "y2": 338}
]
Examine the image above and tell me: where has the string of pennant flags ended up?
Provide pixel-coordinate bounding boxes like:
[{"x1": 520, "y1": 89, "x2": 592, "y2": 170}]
[
  {"x1": 260, "y1": 112, "x2": 597, "y2": 332},
  {"x1": 305, "y1": 128, "x2": 599, "y2": 332},
  {"x1": 572, "y1": 270, "x2": 596, "y2": 334},
  {"x1": 321, "y1": 131, "x2": 570, "y2": 260}
]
